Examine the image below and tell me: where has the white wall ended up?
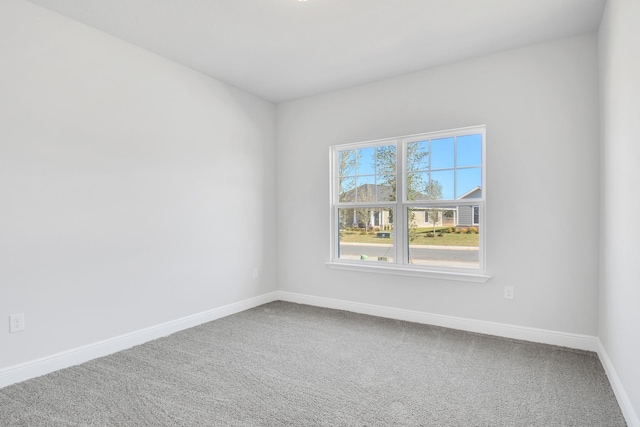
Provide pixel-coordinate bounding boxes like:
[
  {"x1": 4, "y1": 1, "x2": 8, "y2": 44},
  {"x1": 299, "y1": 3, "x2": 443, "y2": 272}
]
[
  {"x1": 2, "y1": 1, "x2": 636, "y2": 418},
  {"x1": 0, "y1": 0, "x2": 277, "y2": 369},
  {"x1": 599, "y1": 0, "x2": 640, "y2": 422},
  {"x1": 277, "y1": 35, "x2": 600, "y2": 335}
]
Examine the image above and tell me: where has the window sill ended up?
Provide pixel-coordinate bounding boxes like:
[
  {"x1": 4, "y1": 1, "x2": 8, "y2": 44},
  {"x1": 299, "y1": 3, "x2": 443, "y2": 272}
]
[{"x1": 325, "y1": 261, "x2": 491, "y2": 283}]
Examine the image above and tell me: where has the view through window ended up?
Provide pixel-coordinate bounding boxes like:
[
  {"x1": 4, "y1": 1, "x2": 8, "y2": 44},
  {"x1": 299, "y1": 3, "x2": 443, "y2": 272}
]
[{"x1": 331, "y1": 126, "x2": 485, "y2": 274}]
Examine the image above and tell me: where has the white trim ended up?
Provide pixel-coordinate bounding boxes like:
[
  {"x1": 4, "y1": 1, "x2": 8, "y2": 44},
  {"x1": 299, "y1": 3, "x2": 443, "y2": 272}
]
[
  {"x1": 330, "y1": 125, "x2": 487, "y2": 276},
  {"x1": 0, "y1": 292, "x2": 279, "y2": 389},
  {"x1": 326, "y1": 261, "x2": 491, "y2": 282},
  {"x1": 4, "y1": 291, "x2": 633, "y2": 424},
  {"x1": 276, "y1": 291, "x2": 598, "y2": 351},
  {"x1": 400, "y1": 125, "x2": 487, "y2": 143},
  {"x1": 597, "y1": 339, "x2": 640, "y2": 427},
  {"x1": 472, "y1": 205, "x2": 480, "y2": 226}
]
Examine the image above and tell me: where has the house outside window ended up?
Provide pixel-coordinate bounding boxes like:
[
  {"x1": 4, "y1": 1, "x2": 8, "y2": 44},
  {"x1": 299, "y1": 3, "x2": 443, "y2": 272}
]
[{"x1": 329, "y1": 125, "x2": 486, "y2": 279}]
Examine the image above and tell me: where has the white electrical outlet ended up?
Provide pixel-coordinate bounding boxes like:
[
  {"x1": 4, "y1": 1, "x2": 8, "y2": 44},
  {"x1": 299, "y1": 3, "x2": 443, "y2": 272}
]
[
  {"x1": 252, "y1": 268, "x2": 259, "y2": 279},
  {"x1": 504, "y1": 286, "x2": 514, "y2": 300},
  {"x1": 10, "y1": 313, "x2": 25, "y2": 333}
]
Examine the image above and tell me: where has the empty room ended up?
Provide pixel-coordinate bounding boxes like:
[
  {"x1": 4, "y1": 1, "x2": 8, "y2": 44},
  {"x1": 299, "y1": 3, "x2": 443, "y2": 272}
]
[{"x1": 1, "y1": 0, "x2": 638, "y2": 425}]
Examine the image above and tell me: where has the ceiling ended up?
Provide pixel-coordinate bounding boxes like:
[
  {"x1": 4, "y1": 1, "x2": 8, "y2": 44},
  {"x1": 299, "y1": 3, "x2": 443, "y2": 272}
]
[{"x1": 25, "y1": 0, "x2": 606, "y2": 103}]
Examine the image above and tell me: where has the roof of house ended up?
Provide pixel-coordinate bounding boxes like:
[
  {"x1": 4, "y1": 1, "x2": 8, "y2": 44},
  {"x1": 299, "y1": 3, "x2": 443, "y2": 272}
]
[
  {"x1": 458, "y1": 186, "x2": 482, "y2": 200},
  {"x1": 343, "y1": 184, "x2": 482, "y2": 202},
  {"x1": 340, "y1": 184, "x2": 394, "y2": 202}
]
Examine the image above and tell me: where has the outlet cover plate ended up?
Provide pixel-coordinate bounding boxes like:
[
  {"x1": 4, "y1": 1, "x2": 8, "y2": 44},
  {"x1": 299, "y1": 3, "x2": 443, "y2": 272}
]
[
  {"x1": 504, "y1": 286, "x2": 514, "y2": 300},
  {"x1": 10, "y1": 313, "x2": 25, "y2": 333}
]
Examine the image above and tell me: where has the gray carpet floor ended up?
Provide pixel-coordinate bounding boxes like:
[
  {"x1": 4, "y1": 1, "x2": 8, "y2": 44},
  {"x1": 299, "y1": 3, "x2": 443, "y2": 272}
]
[{"x1": 0, "y1": 301, "x2": 626, "y2": 426}]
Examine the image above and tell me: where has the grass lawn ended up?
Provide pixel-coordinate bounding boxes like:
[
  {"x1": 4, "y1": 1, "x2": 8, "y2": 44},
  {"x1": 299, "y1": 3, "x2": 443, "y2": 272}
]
[{"x1": 340, "y1": 227, "x2": 479, "y2": 246}]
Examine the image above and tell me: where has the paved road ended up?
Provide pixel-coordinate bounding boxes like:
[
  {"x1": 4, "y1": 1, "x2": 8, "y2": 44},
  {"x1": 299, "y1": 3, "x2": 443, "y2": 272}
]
[{"x1": 339, "y1": 243, "x2": 478, "y2": 263}]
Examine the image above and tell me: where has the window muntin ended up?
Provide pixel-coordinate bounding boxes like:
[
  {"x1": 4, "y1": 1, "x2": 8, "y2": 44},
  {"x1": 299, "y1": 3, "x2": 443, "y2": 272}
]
[
  {"x1": 331, "y1": 126, "x2": 485, "y2": 275},
  {"x1": 405, "y1": 134, "x2": 482, "y2": 202},
  {"x1": 338, "y1": 145, "x2": 396, "y2": 203}
]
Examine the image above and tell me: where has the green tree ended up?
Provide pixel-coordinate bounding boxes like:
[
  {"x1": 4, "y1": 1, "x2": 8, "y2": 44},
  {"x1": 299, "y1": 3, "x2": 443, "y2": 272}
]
[
  {"x1": 404, "y1": 142, "x2": 430, "y2": 244},
  {"x1": 406, "y1": 142, "x2": 429, "y2": 201},
  {"x1": 375, "y1": 145, "x2": 397, "y2": 202}
]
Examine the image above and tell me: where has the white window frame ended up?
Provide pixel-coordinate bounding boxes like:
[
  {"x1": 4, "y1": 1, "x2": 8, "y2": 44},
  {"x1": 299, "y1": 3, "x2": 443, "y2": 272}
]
[{"x1": 327, "y1": 125, "x2": 490, "y2": 282}]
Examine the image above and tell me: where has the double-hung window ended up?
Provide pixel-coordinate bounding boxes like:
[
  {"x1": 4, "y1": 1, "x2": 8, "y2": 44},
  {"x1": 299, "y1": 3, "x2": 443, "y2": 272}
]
[{"x1": 329, "y1": 125, "x2": 488, "y2": 281}]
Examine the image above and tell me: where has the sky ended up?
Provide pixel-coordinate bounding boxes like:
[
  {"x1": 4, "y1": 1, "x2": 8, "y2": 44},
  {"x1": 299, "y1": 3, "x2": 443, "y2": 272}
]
[{"x1": 339, "y1": 133, "x2": 482, "y2": 201}]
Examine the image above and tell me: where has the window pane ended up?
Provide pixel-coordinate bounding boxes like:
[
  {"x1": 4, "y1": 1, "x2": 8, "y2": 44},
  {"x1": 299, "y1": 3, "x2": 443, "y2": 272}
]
[
  {"x1": 407, "y1": 172, "x2": 429, "y2": 200},
  {"x1": 456, "y1": 168, "x2": 482, "y2": 199},
  {"x1": 456, "y1": 134, "x2": 482, "y2": 167},
  {"x1": 356, "y1": 147, "x2": 375, "y2": 175},
  {"x1": 355, "y1": 176, "x2": 376, "y2": 202},
  {"x1": 431, "y1": 137, "x2": 454, "y2": 169},
  {"x1": 339, "y1": 144, "x2": 397, "y2": 204},
  {"x1": 375, "y1": 145, "x2": 396, "y2": 175},
  {"x1": 338, "y1": 208, "x2": 394, "y2": 263},
  {"x1": 376, "y1": 174, "x2": 396, "y2": 201},
  {"x1": 429, "y1": 170, "x2": 454, "y2": 200},
  {"x1": 375, "y1": 145, "x2": 396, "y2": 201},
  {"x1": 407, "y1": 206, "x2": 479, "y2": 269},
  {"x1": 338, "y1": 178, "x2": 356, "y2": 203},
  {"x1": 339, "y1": 176, "x2": 356, "y2": 202},
  {"x1": 338, "y1": 149, "x2": 356, "y2": 177},
  {"x1": 406, "y1": 141, "x2": 429, "y2": 172}
]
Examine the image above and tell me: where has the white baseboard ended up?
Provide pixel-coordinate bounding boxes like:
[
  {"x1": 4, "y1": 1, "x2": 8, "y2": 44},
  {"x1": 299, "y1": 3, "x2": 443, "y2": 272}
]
[
  {"x1": 275, "y1": 291, "x2": 599, "y2": 352},
  {"x1": 7, "y1": 290, "x2": 630, "y2": 424},
  {"x1": 598, "y1": 339, "x2": 640, "y2": 427},
  {"x1": 0, "y1": 292, "x2": 279, "y2": 389},
  {"x1": 4, "y1": 290, "x2": 635, "y2": 426}
]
